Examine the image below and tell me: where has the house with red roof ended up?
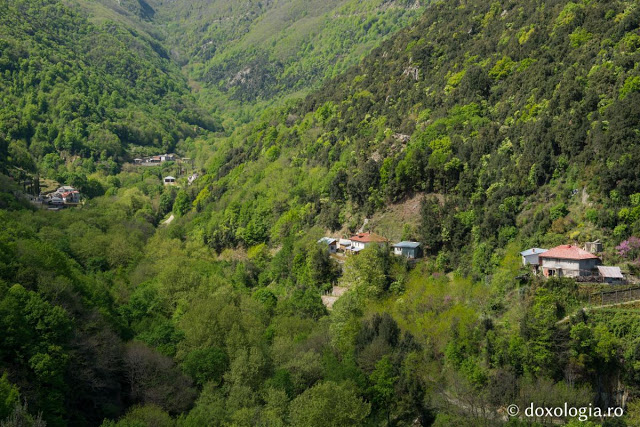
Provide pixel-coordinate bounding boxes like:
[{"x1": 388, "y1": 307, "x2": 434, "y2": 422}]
[
  {"x1": 347, "y1": 232, "x2": 388, "y2": 253},
  {"x1": 538, "y1": 245, "x2": 601, "y2": 278}
]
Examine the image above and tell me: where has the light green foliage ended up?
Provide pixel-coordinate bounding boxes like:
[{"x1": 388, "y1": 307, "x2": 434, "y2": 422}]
[
  {"x1": 0, "y1": 373, "x2": 19, "y2": 420},
  {"x1": 555, "y1": 2, "x2": 584, "y2": 28},
  {"x1": 620, "y1": 75, "x2": 640, "y2": 99},
  {"x1": 569, "y1": 27, "x2": 593, "y2": 47},
  {"x1": 520, "y1": 95, "x2": 549, "y2": 121},
  {"x1": 340, "y1": 246, "x2": 389, "y2": 298},
  {"x1": 288, "y1": 381, "x2": 370, "y2": 426},
  {"x1": 489, "y1": 56, "x2": 516, "y2": 80},
  {"x1": 428, "y1": 136, "x2": 453, "y2": 170},
  {"x1": 104, "y1": 405, "x2": 174, "y2": 427},
  {"x1": 444, "y1": 69, "x2": 466, "y2": 93},
  {"x1": 518, "y1": 25, "x2": 535, "y2": 45},
  {"x1": 491, "y1": 242, "x2": 524, "y2": 293},
  {"x1": 173, "y1": 191, "x2": 191, "y2": 217},
  {"x1": 388, "y1": 268, "x2": 484, "y2": 354}
]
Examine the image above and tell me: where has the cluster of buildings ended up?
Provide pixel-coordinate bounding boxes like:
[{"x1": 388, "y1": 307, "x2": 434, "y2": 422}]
[
  {"x1": 318, "y1": 232, "x2": 423, "y2": 259},
  {"x1": 43, "y1": 185, "x2": 80, "y2": 206},
  {"x1": 133, "y1": 153, "x2": 178, "y2": 165},
  {"x1": 164, "y1": 172, "x2": 199, "y2": 186},
  {"x1": 318, "y1": 232, "x2": 628, "y2": 285},
  {"x1": 131, "y1": 153, "x2": 199, "y2": 187},
  {"x1": 520, "y1": 242, "x2": 625, "y2": 284}
]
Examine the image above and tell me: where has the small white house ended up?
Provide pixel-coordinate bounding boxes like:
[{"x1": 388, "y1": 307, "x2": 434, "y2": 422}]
[
  {"x1": 163, "y1": 176, "x2": 176, "y2": 185},
  {"x1": 349, "y1": 233, "x2": 387, "y2": 251},
  {"x1": 520, "y1": 248, "x2": 548, "y2": 267}
]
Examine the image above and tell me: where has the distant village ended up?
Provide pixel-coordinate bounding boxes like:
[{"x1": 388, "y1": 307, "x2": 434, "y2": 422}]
[
  {"x1": 133, "y1": 153, "x2": 180, "y2": 165},
  {"x1": 36, "y1": 185, "x2": 81, "y2": 210},
  {"x1": 25, "y1": 152, "x2": 199, "y2": 210},
  {"x1": 131, "y1": 153, "x2": 198, "y2": 187}
]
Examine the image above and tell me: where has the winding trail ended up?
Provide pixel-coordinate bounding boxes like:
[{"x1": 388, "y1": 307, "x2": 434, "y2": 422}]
[{"x1": 161, "y1": 214, "x2": 175, "y2": 226}]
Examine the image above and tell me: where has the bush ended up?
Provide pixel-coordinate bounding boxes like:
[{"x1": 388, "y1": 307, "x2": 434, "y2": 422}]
[{"x1": 549, "y1": 203, "x2": 569, "y2": 220}]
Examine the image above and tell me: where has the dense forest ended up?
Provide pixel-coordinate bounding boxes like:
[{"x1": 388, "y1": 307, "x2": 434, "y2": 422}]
[
  {"x1": 2, "y1": 0, "x2": 640, "y2": 425},
  {"x1": 153, "y1": 0, "x2": 425, "y2": 121},
  {"x1": 0, "y1": 0, "x2": 222, "y2": 182}
]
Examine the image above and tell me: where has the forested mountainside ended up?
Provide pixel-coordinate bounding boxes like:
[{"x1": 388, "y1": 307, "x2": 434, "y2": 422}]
[
  {"x1": 0, "y1": 0, "x2": 424, "y2": 180},
  {"x1": 0, "y1": 0, "x2": 220, "y2": 180},
  {"x1": 2, "y1": 0, "x2": 640, "y2": 426},
  {"x1": 190, "y1": 0, "x2": 640, "y2": 270},
  {"x1": 154, "y1": 0, "x2": 424, "y2": 111}
]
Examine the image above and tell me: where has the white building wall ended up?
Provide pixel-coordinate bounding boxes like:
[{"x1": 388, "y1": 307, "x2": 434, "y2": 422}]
[
  {"x1": 523, "y1": 254, "x2": 541, "y2": 266},
  {"x1": 541, "y1": 258, "x2": 600, "y2": 277}
]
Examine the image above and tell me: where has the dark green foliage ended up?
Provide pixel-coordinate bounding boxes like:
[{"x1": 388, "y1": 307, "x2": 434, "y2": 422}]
[{"x1": 182, "y1": 347, "x2": 228, "y2": 387}]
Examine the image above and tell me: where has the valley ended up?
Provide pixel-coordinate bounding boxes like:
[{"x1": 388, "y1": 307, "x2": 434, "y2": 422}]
[{"x1": 1, "y1": 0, "x2": 640, "y2": 426}]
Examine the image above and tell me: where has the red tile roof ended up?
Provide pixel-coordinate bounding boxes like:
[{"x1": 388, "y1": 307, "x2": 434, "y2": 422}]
[
  {"x1": 349, "y1": 232, "x2": 387, "y2": 243},
  {"x1": 538, "y1": 245, "x2": 600, "y2": 260}
]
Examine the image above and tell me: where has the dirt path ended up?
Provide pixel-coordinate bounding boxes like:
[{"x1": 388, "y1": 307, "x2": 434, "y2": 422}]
[
  {"x1": 161, "y1": 214, "x2": 175, "y2": 226},
  {"x1": 321, "y1": 286, "x2": 348, "y2": 310}
]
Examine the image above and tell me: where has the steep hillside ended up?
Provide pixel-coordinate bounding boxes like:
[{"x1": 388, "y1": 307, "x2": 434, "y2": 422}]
[
  {"x1": 188, "y1": 0, "x2": 640, "y2": 269},
  {"x1": 0, "y1": 0, "x2": 426, "y2": 178},
  {"x1": 154, "y1": 0, "x2": 425, "y2": 118},
  {"x1": 0, "y1": 0, "x2": 219, "y2": 179}
]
